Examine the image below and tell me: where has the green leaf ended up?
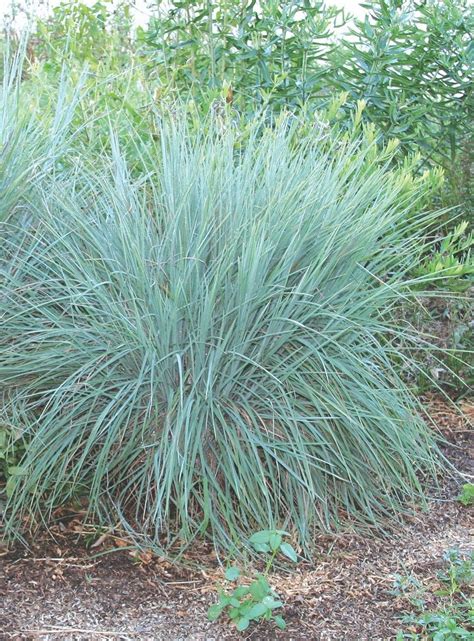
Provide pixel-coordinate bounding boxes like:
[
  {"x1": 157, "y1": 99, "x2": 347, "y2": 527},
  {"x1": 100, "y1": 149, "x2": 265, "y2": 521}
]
[
  {"x1": 280, "y1": 542, "x2": 298, "y2": 563},
  {"x1": 247, "y1": 602, "x2": 268, "y2": 619},
  {"x1": 274, "y1": 615, "x2": 286, "y2": 630},
  {"x1": 249, "y1": 576, "x2": 270, "y2": 600},
  {"x1": 207, "y1": 603, "x2": 224, "y2": 621},
  {"x1": 262, "y1": 596, "x2": 283, "y2": 610},
  {"x1": 6, "y1": 477, "x2": 17, "y2": 498},
  {"x1": 217, "y1": 592, "x2": 231, "y2": 606},
  {"x1": 249, "y1": 530, "x2": 271, "y2": 545},
  {"x1": 233, "y1": 586, "x2": 249, "y2": 599},
  {"x1": 458, "y1": 483, "x2": 474, "y2": 506},
  {"x1": 225, "y1": 566, "x2": 240, "y2": 581},
  {"x1": 269, "y1": 532, "x2": 282, "y2": 551},
  {"x1": 7, "y1": 466, "x2": 27, "y2": 476},
  {"x1": 236, "y1": 617, "x2": 250, "y2": 631}
]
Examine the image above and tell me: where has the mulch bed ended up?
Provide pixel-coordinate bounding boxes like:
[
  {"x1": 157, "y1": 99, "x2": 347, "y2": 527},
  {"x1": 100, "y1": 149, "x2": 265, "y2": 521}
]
[{"x1": 1, "y1": 395, "x2": 472, "y2": 641}]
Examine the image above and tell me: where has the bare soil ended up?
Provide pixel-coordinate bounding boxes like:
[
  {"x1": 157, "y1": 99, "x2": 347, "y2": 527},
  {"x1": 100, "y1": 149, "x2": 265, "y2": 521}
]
[{"x1": 1, "y1": 396, "x2": 472, "y2": 641}]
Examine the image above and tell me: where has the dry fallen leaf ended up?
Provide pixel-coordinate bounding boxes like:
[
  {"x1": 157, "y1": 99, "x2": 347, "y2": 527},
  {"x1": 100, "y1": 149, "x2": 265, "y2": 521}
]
[{"x1": 113, "y1": 538, "x2": 129, "y2": 548}]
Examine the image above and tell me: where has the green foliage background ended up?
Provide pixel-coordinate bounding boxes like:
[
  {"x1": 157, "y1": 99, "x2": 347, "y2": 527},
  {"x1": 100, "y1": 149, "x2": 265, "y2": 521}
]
[{"x1": 29, "y1": 0, "x2": 473, "y2": 213}]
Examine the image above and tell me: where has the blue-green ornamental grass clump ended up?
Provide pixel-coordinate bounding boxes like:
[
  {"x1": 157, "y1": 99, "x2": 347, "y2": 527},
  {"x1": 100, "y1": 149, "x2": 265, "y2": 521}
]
[{"x1": 0, "y1": 114, "x2": 446, "y2": 556}]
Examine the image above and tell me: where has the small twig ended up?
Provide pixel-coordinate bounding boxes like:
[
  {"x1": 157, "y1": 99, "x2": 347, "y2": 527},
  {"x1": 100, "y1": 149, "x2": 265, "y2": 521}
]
[
  {"x1": 12, "y1": 557, "x2": 99, "y2": 569},
  {"x1": 14, "y1": 557, "x2": 84, "y2": 562},
  {"x1": 22, "y1": 627, "x2": 136, "y2": 637},
  {"x1": 162, "y1": 579, "x2": 203, "y2": 591},
  {"x1": 90, "y1": 529, "x2": 113, "y2": 548}
]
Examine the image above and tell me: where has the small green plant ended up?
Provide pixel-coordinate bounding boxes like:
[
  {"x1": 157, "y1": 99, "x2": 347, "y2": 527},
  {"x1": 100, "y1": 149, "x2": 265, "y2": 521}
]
[
  {"x1": 391, "y1": 572, "x2": 427, "y2": 609},
  {"x1": 207, "y1": 530, "x2": 298, "y2": 632},
  {"x1": 437, "y1": 549, "x2": 473, "y2": 597},
  {"x1": 399, "y1": 603, "x2": 474, "y2": 640},
  {"x1": 414, "y1": 221, "x2": 474, "y2": 291},
  {"x1": 0, "y1": 424, "x2": 27, "y2": 499},
  {"x1": 458, "y1": 484, "x2": 474, "y2": 507},
  {"x1": 396, "y1": 550, "x2": 474, "y2": 640}
]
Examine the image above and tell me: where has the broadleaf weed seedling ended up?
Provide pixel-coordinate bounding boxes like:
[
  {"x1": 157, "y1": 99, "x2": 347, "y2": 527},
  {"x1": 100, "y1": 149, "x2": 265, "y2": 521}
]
[
  {"x1": 207, "y1": 530, "x2": 298, "y2": 632},
  {"x1": 390, "y1": 572, "x2": 427, "y2": 610}
]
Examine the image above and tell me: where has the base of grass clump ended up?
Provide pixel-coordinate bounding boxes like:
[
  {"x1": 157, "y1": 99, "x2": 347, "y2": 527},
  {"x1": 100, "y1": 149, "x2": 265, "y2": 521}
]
[{"x1": 0, "y1": 114, "x2": 445, "y2": 556}]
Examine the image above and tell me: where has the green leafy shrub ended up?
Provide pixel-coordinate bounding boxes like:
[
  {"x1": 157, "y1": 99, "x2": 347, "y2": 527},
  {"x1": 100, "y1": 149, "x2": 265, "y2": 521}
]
[
  {"x1": 1, "y1": 115, "x2": 445, "y2": 555},
  {"x1": 138, "y1": 0, "x2": 473, "y2": 197},
  {"x1": 331, "y1": 1, "x2": 473, "y2": 164},
  {"x1": 33, "y1": 0, "x2": 133, "y2": 70},
  {"x1": 24, "y1": 0, "x2": 473, "y2": 225},
  {"x1": 138, "y1": 0, "x2": 340, "y2": 112},
  {"x1": 413, "y1": 222, "x2": 474, "y2": 291}
]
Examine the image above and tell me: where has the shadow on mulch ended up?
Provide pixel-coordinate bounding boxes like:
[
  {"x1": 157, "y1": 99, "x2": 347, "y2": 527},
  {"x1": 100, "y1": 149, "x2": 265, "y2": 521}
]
[{"x1": 1, "y1": 396, "x2": 472, "y2": 641}]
